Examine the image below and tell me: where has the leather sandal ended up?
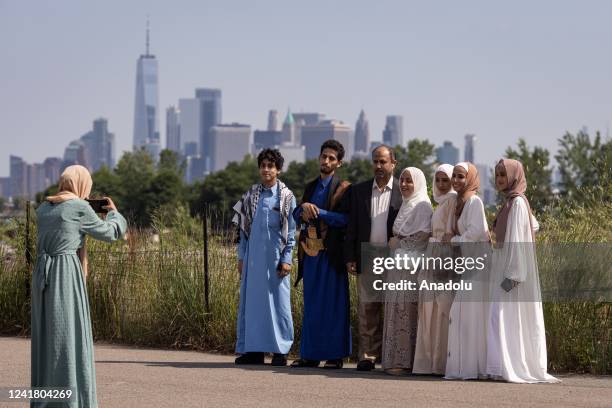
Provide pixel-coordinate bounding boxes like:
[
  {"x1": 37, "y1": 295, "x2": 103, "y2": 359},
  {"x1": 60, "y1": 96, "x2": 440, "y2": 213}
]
[
  {"x1": 290, "y1": 358, "x2": 320, "y2": 368},
  {"x1": 323, "y1": 359, "x2": 343, "y2": 369}
]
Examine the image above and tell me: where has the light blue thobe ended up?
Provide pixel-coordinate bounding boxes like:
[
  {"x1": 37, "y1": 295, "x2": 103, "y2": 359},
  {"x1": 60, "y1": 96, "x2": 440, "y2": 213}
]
[{"x1": 235, "y1": 183, "x2": 297, "y2": 354}]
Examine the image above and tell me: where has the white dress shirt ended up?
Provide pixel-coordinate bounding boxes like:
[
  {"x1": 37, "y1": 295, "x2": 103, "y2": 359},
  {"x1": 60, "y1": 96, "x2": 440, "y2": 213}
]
[{"x1": 369, "y1": 176, "x2": 394, "y2": 244}]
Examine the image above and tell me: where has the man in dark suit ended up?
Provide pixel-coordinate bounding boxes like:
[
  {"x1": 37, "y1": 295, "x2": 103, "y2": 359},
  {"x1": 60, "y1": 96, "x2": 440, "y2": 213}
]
[
  {"x1": 345, "y1": 145, "x2": 402, "y2": 371},
  {"x1": 291, "y1": 140, "x2": 352, "y2": 369}
]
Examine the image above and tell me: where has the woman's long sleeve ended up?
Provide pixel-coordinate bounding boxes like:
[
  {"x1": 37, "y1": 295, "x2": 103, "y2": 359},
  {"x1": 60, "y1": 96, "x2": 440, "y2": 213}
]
[{"x1": 79, "y1": 206, "x2": 127, "y2": 242}]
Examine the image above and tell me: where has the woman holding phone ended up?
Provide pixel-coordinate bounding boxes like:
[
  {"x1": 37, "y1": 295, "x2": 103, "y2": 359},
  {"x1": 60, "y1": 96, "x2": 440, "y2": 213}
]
[
  {"x1": 31, "y1": 165, "x2": 127, "y2": 407},
  {"x1": 486, "y1": 159, "x2": 557, "y2": 383}
]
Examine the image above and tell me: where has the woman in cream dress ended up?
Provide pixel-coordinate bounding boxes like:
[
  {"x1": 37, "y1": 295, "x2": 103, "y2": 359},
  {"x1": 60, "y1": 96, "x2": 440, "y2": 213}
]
[
  {"x1": 413, "y1": 164, "x2": 456, "y2": 375},
  {"x1": 443, "y1": 162, "x2": 490, "y2": 380}
]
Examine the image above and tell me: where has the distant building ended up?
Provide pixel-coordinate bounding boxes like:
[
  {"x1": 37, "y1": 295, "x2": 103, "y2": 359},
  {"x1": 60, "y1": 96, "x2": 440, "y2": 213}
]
[
  {"x1": 178, "y1": 98, "x2": 201, "y2": 154},
  {"x1": 267, "y1": 110, "x2": 280, "y2": 131},
  {"x1": 75, "y1": 118, "x2": 116, "y2": 171},
  {"x1": 293, "y1": 112, "x2": 326, "y2": 145},
  {"x1": 166, "y1": 105, "x2": 181, "y2": 153},
  {"x1": 476, "y1": 163, "x2": 495, "y2": 206},
  {"x1": 186, "y1": 156, "x2": 207, "y2": 184},
  {"x1": 292, "y1": 113, "x2": 326, "y2": 126},
  {"x1": 369, "y1": 141, "x2": 382, "y2": 152},
  {"x1": 382, "y1": 115, "x2": 404, "y2": 147},
  {"x1": 281, "y1": 109, "x2": 296, "y2": 145},
  {"x1": 195, "y1": 88, "x2": 222, "y2": 170},
  {"x1": 275, "y1": 144, "x2": 306, "y2": 165},
  {"x1": 0, "y1": 177, "x2": 10, "y2": 198},
  {"x1": 464, "y1": 134, "x2": 476, "y2": 163},
  {"x1": 436, "y1": 141, "x2": 460, "y2": 165},
  {"x1": 63, "y1": 140, "x2": 87, "y2": 169},
  {"x1": 209, "y1": 123, "x2": 251, "y2": 172},
  {"x1": 43, "y1": 157, "x2": 62, "y2": 186},
  {"x1": 300, "y1": 120, "x2": 352, "y2": 160},
  {"x1": 28, "y1": 163, "x2": 46, "y2": 198},
  {"x1": 9, "y1": 155, "x2": 27, "y2": 199},
  {"x1": 254, "y1": 130, "x2": 283, "y2": 151},
  {"x1": 354, "y1": 109, "x2": 370, "y2": 154},
  {"x1": 133, "y1": 20, "x2": 160, "y2": 158}
]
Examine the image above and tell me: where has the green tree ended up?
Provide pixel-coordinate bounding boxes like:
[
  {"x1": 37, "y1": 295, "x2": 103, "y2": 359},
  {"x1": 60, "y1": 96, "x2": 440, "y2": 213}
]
[
  {"x1": 91, "y1": 166, "x2": 122, "y2": 205},
  {"x1": 158, "y1": 149, "x2": 186, "y2": 179},
  {"x1": 340, "y1": 158, "x2": 372, "y2": 184},
  {"x1": 504, "y1": 138, "x2": 553, "y2": 212},
  {"x1": 555, "y1": 130, "x2": 612, "y2": 200},
  {"x1": 194, "y1": 156, "x2": 259, "y2": 216},
  {"x1": 281, "y1": 159, "x2": 320, "y2": 199},
  {"x1": 395, "y1": 139, "x2": 436, "y2": 180},
  {"x1": 114, "y1": 149, "x2": 156, "y2": 225}
]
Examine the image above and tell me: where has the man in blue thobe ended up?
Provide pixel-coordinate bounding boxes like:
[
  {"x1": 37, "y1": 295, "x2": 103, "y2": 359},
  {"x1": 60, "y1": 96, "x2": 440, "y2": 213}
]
[
  {"x1": 233, "y1": 148, "x2": 297, "y2": 366},
  {"x1": 291, "y1": 140, "x2": 352, "y2": 369}
]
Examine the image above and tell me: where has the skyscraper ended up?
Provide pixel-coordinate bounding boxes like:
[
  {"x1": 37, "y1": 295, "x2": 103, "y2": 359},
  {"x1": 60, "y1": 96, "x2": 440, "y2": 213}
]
[
  {"x1": 209, "y1": 123, "x2": 251, "y2": 172},
  {"x1": 300, "y1": 120, "x2": 352, "y2": 160},
  {"x1": 195, "y1": 88, "x2": 222, "y2": 170},
  {"x1": 293, "y1": 112, "x2": 326, "y2": 145},
  {"x1": 267, "y1": 110, "x2": 280, "y2": 131},
  {"x1": 79, "y1": 118, "x2": 115, "y2": 172},
  {"x1": 354, "y1": 109, "x2": 370, "y2": 154},
  {"x1": 382, "y1": 115, "x2": 404, "y2": 147},
  {"x1": 166, "y1": 106, "x2": 181, "y2": 153},
  {"x1": 132, "y1": 20, "x2": 160, "y2": 157},
  {"x1": 9, "y1": 155, "x2": 27, "y2": 199},
  {"x1": 43, "y1": 157, "x2": 62, "y2": 186},
  {"x1": 281, "y1": 109, "x2": 296, "y2": 145},
  {"x1": 436, "y1": 141, "x2": 460, "y2": 165},
  {"x1": 465, "y1": 134, "x2": 476, "y2": 163},
  {"x1": 178, "y1": 98, "x2": 200, "y2": 155}
]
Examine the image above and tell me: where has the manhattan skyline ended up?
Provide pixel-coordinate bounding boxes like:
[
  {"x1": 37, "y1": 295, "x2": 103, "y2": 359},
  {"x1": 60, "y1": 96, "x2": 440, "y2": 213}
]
[{"x1": 2, "y1": 0, "x2": 612, "y2": 176}]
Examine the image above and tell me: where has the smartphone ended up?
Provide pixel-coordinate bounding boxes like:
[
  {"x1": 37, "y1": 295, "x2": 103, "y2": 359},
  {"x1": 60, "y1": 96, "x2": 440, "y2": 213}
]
[
  {"x1": 86, "y1": 198, "x2": 109, "y2": 214},
  {"x1": 500, "y1": 278, "x2": 515, "y2": 292}
]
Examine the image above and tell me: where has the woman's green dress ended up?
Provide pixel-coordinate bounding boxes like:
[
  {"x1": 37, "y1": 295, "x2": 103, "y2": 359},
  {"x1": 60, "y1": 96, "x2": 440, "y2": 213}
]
[{"x1": 31, "y1": 199, "x2": 127, "y2": 407}]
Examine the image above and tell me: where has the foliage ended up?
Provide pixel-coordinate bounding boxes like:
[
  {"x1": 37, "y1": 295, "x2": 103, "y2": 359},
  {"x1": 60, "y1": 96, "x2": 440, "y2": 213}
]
[
  {"x1": 504, "y1": 138, "x2": 553, "y2": 213},
  {"x1": 395, "y1": 139, "x2": 437, "y2": 181},
  {"x1": 555, "y1": 130, "x2": 612, "y2": 201}
]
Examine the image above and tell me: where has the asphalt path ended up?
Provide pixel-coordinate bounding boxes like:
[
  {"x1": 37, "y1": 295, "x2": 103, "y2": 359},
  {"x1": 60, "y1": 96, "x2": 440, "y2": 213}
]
[{"x1": 1, "y1": 337, "x2": 610, "y2": 408}]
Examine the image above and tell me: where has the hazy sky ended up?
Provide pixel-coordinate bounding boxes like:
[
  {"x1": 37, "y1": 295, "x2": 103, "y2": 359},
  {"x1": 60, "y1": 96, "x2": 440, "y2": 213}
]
[{"x1": 2, "y1": 0, "x2": 611, "y2": 176}]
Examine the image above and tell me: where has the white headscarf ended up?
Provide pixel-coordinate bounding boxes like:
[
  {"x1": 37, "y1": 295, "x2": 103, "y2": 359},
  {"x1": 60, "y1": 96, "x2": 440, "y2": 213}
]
[
  {"x1": 433, "y1": 164, "x2": 456, "y2": 204},
  {"x1": 393, "y1": 167, "x2": 433, "y2": 237}
]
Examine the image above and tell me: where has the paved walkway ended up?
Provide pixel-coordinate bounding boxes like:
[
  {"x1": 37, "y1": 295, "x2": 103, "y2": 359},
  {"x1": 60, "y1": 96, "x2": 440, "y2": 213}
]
[{"x1": 1, "y1": 337, "x2": 610, "y2": 408}]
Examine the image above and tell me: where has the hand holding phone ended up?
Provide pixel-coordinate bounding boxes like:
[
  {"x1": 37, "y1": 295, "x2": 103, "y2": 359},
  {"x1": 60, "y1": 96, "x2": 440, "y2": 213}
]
[
  {"x1": 86, "y1": 198, "x2": 110, "y2": 214},
  {"x1": 501, "y1": 278, "x2": 517, "y2": 292}
]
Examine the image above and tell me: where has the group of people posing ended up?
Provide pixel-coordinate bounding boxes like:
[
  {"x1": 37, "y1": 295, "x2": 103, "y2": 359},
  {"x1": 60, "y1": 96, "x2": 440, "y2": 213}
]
[{"x1": 232, "y1": 140, "x2": 558, "y2": 384}]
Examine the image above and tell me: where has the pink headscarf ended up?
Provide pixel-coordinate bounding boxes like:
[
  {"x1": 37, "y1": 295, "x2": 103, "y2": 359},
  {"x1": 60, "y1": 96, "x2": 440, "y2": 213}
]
[{"x1": 493, "y1": 159, "x2": 534, "y2": 243}]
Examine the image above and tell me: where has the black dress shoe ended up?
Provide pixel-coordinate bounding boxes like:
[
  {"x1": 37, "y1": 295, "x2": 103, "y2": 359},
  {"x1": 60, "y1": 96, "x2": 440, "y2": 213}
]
[
  {"x1": 323, "y1": 359, "x2": 344, "y2": 369},
  {"x1": 356, "y1": 360, "x2": 375, "y2": 371},
  {"x1": 235, "y1": 352, "x2": 265, "y2": 365},
  {"x1": 290, "y1": 358, "x2": 320, "y2": 368},
  {"x1": 271, "y1": 353, "x2": 288, "y2": 366}
]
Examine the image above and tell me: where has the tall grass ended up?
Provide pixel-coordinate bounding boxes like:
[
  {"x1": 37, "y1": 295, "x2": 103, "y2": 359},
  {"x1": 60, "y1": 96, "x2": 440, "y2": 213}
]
[{"x1": 0, "y1": 201, "x2": 609, "y2": 373}]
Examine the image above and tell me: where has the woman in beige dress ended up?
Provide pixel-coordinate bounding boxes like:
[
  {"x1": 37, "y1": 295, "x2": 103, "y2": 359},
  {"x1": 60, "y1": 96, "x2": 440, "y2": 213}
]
[
  {"x1": 413, "y1": 164, "x2": 456, "y2": 375},
  {"x1": 382, "y1": 167, "x2": 433, "y2": 375}
]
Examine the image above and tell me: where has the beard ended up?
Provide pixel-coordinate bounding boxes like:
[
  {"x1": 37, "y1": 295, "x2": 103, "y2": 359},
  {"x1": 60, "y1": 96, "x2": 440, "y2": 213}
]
[{"x1": 320, "y1": 166, "x2": 333, "y2": 175}]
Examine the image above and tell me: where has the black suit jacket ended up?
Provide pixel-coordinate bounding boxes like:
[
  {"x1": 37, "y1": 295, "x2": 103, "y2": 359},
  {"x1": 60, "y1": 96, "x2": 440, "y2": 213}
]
[
  {"x1": 294, "y1": 174, "x2": 351, "y2": 286},
  {"x1": 344, "y1": 177, "x2": 402, "y2": 273}
]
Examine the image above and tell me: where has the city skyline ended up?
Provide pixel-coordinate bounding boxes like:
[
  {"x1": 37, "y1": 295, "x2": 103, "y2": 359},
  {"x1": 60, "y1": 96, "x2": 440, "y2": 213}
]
[{"x1": 2, "y1": 1, "x2": 612, "y2": 176}]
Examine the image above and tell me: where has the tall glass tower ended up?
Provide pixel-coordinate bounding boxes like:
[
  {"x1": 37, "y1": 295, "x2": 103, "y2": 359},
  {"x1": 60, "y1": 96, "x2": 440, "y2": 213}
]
[{"x1": 133, "y1": 20, "x2": 160, "y2": 156}]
